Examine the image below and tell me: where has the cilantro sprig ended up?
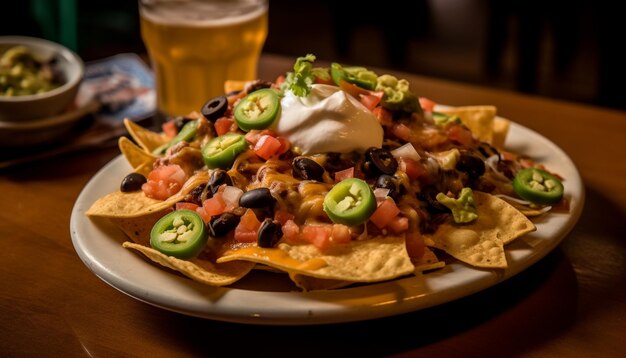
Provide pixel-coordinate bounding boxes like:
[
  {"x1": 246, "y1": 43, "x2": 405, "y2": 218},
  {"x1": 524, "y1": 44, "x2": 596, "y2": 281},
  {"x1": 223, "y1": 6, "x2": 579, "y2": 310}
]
[{"x1": 281, "y1": 54, "x2": 330, "y2": 97}]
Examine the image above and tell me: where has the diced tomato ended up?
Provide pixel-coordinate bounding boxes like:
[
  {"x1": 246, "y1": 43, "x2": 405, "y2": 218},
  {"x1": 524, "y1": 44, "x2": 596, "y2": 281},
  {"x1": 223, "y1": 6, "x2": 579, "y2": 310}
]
[
  {"x1": 373, "y1": 106, "x2": 393, "y2": 126},
  {"x1": 301, "y1": 224, "x2": 333, "y2": 251},
  {"x1": 398, "y1": 157, "x2": 427, "y2": 181},
  {"x1": 162, "y1": 120, "x2": 178, "y2": 138},
  {"x1": 245, "y1": 129, "x2": 276, "y2": 146},
  {"x1": 334, "y1": 167, "x2": 354, "y2": 182},
  {"x1": 202, "y1": 193, "x2": 226, "y2": 217},
  {"x1": 369, "y1": 198, "x2": 401, "y2": 229},
  {"x1": 359, "y1": 92, "x2": 383, "y2": 111},
  {"x1": 234, "y1": 209, "x2": 261, "y2": 243},
  {"x1": 338, "y1": 80, "x2": 383, "y2": 111},
  {"x1": 330, "y1": 224, "x2": 351, "y2": 244},
  {"x1": 500, "y1": 150, "x2": 518, "y2": 161},
  {"x1": 314, "y1": 76, "x2": 335, "y2": 85},
  {"x1": 254, "y1": 134, "x2": 282, "y2": 160},
  {"x1": 447, "y1": 124, "x2": 475, "y2": 147},
  {"x1": 339, "y1": 80, "x2": 370, "y2": 99},
  {"x1": 274, "y1": 210, "x2": 295, "y2": 225},
  {"x1": 281, "y1": 219, "x2": 301, "y2": 244},
  {"x1": 419, "y1": 97, "x2": 436, "y2": 112},
  {"x1": 387, "y1": 216, "x2": 409, "y2": 234},
  {"x1": 520, "y1": 158, "x2": 535, "y2": 168},
  {"x1": 142, "y1": 164, "x2": 188, "y2": 200},
  {"x1": 176, "y1": 202, "x2": 199, "y2": 212},
  {"x1": 195, "y1": 205, "x2": 212, "y2": 223},
  {"x1": 214, "y1": 117, "x2": 234, "y2": 136},
  {"x1": 391, "y1": 123, "x2": 411, "y2": 141},
  {"x1": 275, "y1": 136, "x2": 290, "y2": 156},
  {"x1": 275, "y1": 75, "x2": 286, "y2": 86},
  {"x1": 405, "y1": 231, "x2": 425, "y2": 259}
]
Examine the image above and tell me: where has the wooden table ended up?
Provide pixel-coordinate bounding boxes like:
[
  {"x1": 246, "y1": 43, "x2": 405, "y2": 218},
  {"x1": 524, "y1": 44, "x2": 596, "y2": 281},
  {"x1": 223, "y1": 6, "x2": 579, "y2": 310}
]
[{"x1": 1, "y1": 54, "x2": 624, "y2": 357}]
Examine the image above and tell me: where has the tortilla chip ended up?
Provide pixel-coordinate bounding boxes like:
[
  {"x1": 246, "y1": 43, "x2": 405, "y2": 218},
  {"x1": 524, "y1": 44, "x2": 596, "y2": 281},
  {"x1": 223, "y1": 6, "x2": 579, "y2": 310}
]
[
  {"x1": 439, "y1": 106, "x2": 496, "y2": 144},
  {"x1": 124, "y1": 118, "x2": 168, "y2": 153},
  {"x1": 497, "y1": 196, "x2": 549, "y2": 217},
  {"x1": 85, "y1": 191, "x2": 169, "y2": 218},
  {"x1": 413, "y1": 247, "x2": 446, "y2": 273},
  {"x1": 289, "y1": 273, "x2": 353, "y2": 291},
  {"x1": 118, "y1": 136, "x2": 156, "y2": 169},
  {"x1": 108, "y1": 209, "x2": 169, "y2": 246},
  {"x1": 425, "y1": 191, "x2": 536, "y2": 268},
  {"x1": 123, "y1": 242, "x2": 255, "y2": 286},
  {"x1": 492, "y1": 116, "x2": 510, "y2": 149},
  {"x1": 217, "y1": 236, "x2": 415, "y2": 283},
  {"x1": 86, "y1": 171, "x2": 209, "y2": 218}
]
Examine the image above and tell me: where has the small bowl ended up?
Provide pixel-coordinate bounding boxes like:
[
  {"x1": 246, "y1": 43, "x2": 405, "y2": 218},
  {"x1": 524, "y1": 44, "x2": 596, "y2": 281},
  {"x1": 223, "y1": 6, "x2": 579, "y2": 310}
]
[{"x1": 0, "y1": 36, "x2": 84, "y2": 122}]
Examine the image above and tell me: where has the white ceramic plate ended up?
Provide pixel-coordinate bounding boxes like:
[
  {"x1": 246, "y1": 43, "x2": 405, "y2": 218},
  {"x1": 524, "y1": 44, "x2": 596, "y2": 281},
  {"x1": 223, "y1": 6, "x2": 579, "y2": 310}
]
[{"x1": 70, "y1": 122, "x2": 584, "y2": 325}]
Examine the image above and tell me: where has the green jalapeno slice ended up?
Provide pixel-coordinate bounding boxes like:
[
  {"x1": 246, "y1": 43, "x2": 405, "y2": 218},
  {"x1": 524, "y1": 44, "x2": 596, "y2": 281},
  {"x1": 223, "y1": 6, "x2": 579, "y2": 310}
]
[
  {"x1": 234, "y1": 89, "x2": 280, "y2": 132},
  {"x1": 150, "y1": 210, "x2": 208, "y2": 259},
  {"x1": 323, "y1": 178, "x2": 377, "y2": 226},
  {"x1": 512, "y1": 168, "x2": 564, "y2": 205},
  {"x1": 330, "y1": 62, "x2": 378, "y2": 90},
  {"x1": 153, "y1": 119, "x2": 199, "y2": 155},
  {"x1": 201, "y1": 133, "x2": 248, "y2": 169}
]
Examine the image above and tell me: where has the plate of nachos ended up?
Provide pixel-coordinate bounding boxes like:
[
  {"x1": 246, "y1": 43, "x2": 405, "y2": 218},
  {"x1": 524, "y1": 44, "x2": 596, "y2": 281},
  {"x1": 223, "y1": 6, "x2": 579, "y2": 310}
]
[{"x1": 70, "y1": 55, "x2": 583, "y2": 324}]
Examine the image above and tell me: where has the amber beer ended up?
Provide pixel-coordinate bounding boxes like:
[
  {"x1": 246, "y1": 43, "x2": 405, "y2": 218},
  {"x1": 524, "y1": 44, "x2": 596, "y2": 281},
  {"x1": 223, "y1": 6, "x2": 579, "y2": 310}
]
[{"x1": 139, "y1": 0, "x2": 268, "y2": 117}]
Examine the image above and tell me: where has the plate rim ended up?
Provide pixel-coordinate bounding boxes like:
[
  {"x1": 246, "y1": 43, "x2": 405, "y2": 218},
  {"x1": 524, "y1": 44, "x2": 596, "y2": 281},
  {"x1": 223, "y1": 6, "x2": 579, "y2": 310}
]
[{"x1": 70, "y1": 121, "x2": 584, "y2": 325}]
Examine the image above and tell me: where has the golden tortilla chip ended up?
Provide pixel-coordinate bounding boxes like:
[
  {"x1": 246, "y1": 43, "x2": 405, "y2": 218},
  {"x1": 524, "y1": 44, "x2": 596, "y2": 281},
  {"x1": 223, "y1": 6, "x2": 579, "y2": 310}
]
[
  {"x1": 425, "y1": 191, "x2": 536, "y2": 268},
  {"x1": 439, "y1": 106, "x2": 496, "y2": 144},
  {"x1": 289, "y1": 273, "x2": 353, "y2": 291},
  {"x1": 413, "y1": 247, "x2": 446, "y2": 273},
  {"x1": 86, "y1": 171, "x2": 209, "y2": 218},
  {"x1": 217, "y1": 236, "x2": 415, "y2": 283},
  {"x1": 123, "y1": 242, "x2": 255, "y2": 286},
  {"x1": 108, "y1": 209, "x2": 169, "y2": 246},
  {"x1": 492, "y1": 116, "x2": 510, "y2": 149},
  {"x1": 85, "y1": 191, "x2": 168, "y2": 218},
  {"x1": 124, "y1": 118, "x2": 169, "y2": 153},
  {"x1": 118, "y1": 136, "x2": 156, "y2": 170}
]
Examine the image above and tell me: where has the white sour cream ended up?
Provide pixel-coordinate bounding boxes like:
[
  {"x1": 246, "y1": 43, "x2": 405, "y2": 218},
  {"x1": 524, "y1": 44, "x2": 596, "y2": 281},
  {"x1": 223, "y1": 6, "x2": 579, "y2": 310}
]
[{"x1": 274, "y1": 84, "x2": 383, "y2": 155}]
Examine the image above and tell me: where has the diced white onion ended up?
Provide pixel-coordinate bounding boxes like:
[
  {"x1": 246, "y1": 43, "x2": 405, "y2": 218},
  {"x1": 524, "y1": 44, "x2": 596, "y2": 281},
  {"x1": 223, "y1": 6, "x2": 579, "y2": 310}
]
[
  {"x1": 391, "y1": 143, "x2": 421, "y2": 162},
  {"x1": 222, "y1": 186, "x2": 243, "y2": 208},
  {"x1": 374, "y1": 188, "x2": 390, "y2": 206}
]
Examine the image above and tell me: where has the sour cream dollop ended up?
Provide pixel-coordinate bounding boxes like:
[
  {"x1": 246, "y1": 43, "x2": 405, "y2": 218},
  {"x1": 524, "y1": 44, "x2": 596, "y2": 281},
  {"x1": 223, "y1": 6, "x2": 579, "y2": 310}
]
[{"x1": 274, "y1": 84, "x2": 383, "y2": 155}]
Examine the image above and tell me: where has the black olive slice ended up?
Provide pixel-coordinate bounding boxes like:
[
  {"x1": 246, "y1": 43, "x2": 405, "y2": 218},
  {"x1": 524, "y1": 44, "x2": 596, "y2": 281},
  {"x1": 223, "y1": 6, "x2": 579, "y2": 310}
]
[{"x1": 201, "y1": 96, "x2": 228, "y2": 122}]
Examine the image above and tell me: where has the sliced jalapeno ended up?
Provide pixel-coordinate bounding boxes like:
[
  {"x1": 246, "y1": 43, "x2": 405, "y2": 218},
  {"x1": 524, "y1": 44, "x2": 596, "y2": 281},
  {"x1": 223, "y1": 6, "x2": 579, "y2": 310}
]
[
  {"x1": 201, "y1": 133, "x2": 248, "y2": 169},
  {"x1": 323, "y1": 178, "x2": 376, "y2": 226},
  {"x1": 153, "y1": 119, "x2": 199, "y2": 155},
  {"x1": 513, "y1": 168, "x2": 564, "y2": 205},
  {"x1": 234, "y1": 88, "x2": 280, "y2": 132},
  {"x1": 330, "y1": 62, "x2": 378, "y2": 90},
  {"x1": 150, "y1": 210, "x2": 208, "y2": 259}
]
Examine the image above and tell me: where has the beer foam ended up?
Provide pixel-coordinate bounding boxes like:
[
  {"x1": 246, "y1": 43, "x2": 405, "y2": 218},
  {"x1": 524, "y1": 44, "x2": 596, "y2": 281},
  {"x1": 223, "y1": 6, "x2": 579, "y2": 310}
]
[{"x1": 140, "y1": 0, "x2": 267, "y2": 27}]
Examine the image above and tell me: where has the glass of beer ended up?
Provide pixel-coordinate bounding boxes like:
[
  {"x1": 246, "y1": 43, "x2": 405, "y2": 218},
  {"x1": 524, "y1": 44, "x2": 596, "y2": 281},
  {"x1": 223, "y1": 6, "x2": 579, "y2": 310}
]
[{"x1": 139, "y1": 0, "x2": 268, "y2": 118}]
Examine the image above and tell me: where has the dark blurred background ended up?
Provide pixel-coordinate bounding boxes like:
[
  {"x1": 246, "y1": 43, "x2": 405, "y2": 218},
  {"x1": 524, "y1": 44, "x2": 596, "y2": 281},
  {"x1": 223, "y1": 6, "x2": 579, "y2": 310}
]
[{"x1": 2, "y1": 0, "x2": 623, "y2": 110}]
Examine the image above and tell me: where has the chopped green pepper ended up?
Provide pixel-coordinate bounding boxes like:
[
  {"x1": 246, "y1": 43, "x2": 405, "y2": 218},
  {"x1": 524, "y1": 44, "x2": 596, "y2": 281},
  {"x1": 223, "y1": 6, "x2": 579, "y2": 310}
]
[
  {"x1": 201, "y1": 133, "x2": 248, "y2": 169},
  {"x1": 150, "y1": 210, "x2": 208, "y2": 259},
  {"x1": 436, "y1": 187, "x2": 478, "y2": 224},
  {"x1": 513, "y1": 168, "x2": 564, "y2": 205},
  {"x1": 152, "y1": 119, "x2": 199, "y2": 155},
  {"x1": 330, "y1": 62, "x2": 378, "y2": 90},
  {"x1": 323, "y1": 178, "x2": 376, "y2": 226},
  {"x1": 234, "y1": 89, "x2": 280, "y2": 132}
]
